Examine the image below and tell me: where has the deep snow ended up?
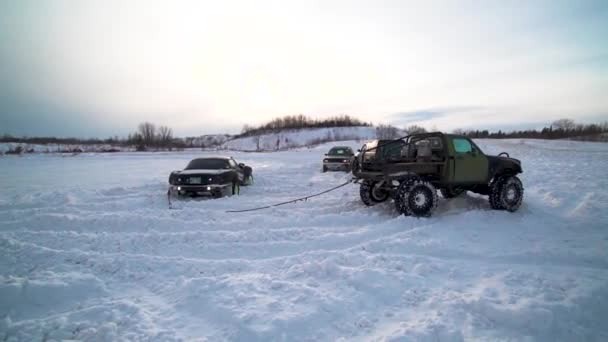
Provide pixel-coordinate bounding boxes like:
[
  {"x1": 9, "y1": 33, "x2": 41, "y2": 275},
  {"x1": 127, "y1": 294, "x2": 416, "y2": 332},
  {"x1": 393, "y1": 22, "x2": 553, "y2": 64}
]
[{"x1": 0, "y1": 139, "x2": 607, "y2": 341}]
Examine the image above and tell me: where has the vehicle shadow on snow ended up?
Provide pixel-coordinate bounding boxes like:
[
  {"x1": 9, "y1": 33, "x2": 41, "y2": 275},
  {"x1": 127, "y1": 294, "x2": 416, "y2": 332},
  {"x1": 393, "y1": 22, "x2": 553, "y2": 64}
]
[
  {"x1": 435, "y1": 192, "x2": 494, "y2": 216},
  {"x1": 367, "y1": 191, "x2": 516, "y2": 219}
]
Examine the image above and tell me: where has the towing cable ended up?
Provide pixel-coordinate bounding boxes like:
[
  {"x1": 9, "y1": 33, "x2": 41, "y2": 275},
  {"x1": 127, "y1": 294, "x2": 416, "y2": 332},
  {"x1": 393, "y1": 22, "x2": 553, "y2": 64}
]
[
  {"x1": 168, "y1": 178, "x2": 356, "y2": 211},
  {"x1": 226, "y1": 178, "x2": 356, "y2": 213}
]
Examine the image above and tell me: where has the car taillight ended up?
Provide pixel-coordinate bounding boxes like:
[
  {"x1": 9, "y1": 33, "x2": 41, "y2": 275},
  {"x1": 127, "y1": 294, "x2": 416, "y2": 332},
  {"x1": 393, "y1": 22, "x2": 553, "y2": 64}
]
[{"x1": 323, "y1": 159, "x2": 329, "y2": 163}]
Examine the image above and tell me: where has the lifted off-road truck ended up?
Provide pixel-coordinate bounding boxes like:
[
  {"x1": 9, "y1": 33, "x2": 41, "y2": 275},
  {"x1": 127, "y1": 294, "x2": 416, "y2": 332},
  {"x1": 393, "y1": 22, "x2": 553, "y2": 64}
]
[{"x1": 352, "y1": 132, "x2": 523, "y2": 217}]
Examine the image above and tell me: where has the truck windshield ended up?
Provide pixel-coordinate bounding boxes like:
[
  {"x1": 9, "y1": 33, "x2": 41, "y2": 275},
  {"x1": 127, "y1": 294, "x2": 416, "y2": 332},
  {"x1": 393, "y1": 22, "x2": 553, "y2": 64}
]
[{"x1": 186, "y1": 158, "x2": 230, "y2": 170}]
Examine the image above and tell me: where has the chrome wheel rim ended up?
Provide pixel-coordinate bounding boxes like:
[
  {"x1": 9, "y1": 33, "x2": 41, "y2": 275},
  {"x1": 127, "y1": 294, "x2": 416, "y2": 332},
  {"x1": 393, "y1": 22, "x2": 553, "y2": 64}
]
[{"x1": 414, "y1": 192, "x2": 427, "y2": 207}]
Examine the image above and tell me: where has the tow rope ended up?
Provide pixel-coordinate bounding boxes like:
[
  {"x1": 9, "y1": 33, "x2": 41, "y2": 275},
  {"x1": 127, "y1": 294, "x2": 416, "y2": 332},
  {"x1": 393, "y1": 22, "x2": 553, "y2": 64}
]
[
  {"x1": 226, "y1": 178, "x2": 355, "y2": 213},
  {"x1": 168, "y1": 178, "x2": 356, "y2": 211}
]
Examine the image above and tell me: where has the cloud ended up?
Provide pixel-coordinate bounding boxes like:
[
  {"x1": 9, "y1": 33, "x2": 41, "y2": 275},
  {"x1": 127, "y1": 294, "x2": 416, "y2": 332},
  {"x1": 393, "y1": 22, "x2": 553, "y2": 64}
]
[{"x1": 390, "y1": 106, "x2": 486, "y2": 126}]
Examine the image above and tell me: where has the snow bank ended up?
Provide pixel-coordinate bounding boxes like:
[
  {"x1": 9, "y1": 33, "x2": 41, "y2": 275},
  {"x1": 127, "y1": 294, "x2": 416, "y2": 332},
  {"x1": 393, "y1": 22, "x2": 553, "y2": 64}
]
[
  {"x1": 0, "y1": 139, "x2": 607, "y2": 340},
  {"x1": 223, "y1": 126, "x2": 376, "y2": 151}
]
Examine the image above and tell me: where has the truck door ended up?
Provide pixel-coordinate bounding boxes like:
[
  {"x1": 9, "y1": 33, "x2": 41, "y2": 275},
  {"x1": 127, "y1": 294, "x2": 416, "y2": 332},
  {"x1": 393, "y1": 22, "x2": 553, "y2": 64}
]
[{"x1": 451, "y1": 137, "x2": 488, "y2": 183}]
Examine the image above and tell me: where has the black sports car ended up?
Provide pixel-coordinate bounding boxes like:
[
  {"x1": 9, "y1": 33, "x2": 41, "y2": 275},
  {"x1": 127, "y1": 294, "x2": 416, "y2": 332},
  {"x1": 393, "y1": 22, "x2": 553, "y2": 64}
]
[{"x1": 168, "y1": 157, "x2": 253, "y2": 198}]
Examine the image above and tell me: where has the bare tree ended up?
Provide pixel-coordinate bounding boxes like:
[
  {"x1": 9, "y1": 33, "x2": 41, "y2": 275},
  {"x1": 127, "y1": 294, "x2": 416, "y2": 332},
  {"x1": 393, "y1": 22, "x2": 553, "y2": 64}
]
[
  {"x1": 406, "y1": 125, "x2": 427, "y2": 134},
  {"x1": 552, "y1": 119, "x2": 576, "y2": 131},
  {"x1": 138, "y1": 122, "x2": 156, "y2": 146},
  {"x1": 158, "y1": 126, "x2": 173, "y2": 147},
  {"x1": 376, "y1": 124, "x2": 399, "y2": 139}
]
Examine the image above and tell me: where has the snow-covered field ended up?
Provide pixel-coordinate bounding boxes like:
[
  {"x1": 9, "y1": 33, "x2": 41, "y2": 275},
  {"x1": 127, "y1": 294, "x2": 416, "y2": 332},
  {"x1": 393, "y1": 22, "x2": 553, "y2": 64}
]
[{"x1": 1, "y1": 139, "x2": 607, "y2": 341}]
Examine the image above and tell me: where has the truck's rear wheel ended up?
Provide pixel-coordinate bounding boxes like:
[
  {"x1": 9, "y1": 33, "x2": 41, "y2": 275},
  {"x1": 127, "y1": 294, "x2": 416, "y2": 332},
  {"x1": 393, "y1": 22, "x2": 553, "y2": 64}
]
[
  {"x1": 489, "y1": 175, "x2": 523, "y2": 212},
  {"x1": 360, "y1": 181, "x2": 389, "y2": 206},
  {"x1": 396, "y1": 180, "x2": 438, "y2": 217},
  {"x1": 394, "y1": 176, "x2": 420, "y2": 215}
]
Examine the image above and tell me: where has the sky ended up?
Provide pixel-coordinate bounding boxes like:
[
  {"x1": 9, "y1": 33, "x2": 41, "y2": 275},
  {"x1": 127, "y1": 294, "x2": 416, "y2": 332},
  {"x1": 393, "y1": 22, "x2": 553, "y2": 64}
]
[{"x1": 1, "y1": 0, "x2": 607, "y2": 138}]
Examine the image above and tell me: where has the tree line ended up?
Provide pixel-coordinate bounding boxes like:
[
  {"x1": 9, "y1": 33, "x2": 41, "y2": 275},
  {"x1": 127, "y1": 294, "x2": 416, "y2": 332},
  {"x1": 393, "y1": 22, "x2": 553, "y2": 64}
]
[
  {"x1": 3, "y1": 118, "x2": 607, "y2": 150},
  {"x1": 1, "y1": 122, "x2": 180, "y2": 151},
  {"x1": 238, "y1": 114, "x2": 371, "y2": 138},
  {"x1": 453, "y1": 119, "x2": 608, "y2": 141},
  {"x1": 376, "y1": 124, "x2": 428, "y2": 139}
]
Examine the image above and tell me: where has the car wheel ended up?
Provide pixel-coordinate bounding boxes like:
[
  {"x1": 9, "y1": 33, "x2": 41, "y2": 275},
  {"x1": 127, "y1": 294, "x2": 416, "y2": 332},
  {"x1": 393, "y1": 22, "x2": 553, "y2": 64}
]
[{"x1": 322, "y1": 165, "x2": 328, "y2": 173}]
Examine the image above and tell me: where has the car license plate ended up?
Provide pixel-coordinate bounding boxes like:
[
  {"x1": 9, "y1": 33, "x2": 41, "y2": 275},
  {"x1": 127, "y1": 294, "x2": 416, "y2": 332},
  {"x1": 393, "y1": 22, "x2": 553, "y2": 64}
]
[{"x1": 189, "y1": 177, "x2": 202, "y2": 184}]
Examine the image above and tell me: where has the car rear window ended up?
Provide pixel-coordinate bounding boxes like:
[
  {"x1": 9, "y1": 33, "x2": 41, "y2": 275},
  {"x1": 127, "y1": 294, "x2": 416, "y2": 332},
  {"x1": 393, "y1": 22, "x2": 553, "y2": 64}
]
[
  {"x1": 328, "y1": 147, "x2": 352, "y2": 155},
  {"x1": 186, "y1": 158, "x2": 230, "y2": 170}
]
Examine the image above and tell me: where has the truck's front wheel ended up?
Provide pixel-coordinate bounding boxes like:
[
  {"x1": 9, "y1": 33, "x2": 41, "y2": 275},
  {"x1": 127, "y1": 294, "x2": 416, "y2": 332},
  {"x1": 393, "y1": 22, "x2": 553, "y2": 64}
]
[
  {"x1": 396, "y1": 180, "x2": 438, "y2": 217},
  {"x1": 489, "y1": 175, "x2": 523, "y2": 212},
  {"x1": 360, "y1": 181, "x2": 389, "y2": 206}
]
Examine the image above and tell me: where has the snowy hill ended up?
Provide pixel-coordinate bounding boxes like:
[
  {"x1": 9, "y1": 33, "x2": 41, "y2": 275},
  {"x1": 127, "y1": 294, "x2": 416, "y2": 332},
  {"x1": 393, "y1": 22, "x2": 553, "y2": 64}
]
[
  {"x1": 190, "y1": 134, "x2": 232, "y2": 148},
  {"x1": 222, "y1": 126, "x2": 376, "y2": 151},
  {"x1": 1, "y1": 139, "x2": 607, "y2": 340}
]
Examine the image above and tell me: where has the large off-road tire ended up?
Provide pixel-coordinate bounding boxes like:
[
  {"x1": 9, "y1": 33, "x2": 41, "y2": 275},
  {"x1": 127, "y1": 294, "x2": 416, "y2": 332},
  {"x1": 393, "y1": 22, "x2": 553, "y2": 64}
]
[
  {"x1": 489, "y1": 175, "x2": 523, "y2": 212},
  {"x1": 489, "y1": 177, "x2": 504, "y2": 210},
  {"x1": 440, "y1": 187, "x2": 465, "y2": 199},
  {"x1": 394, "y1": 176, "x2": 421, "y2": 215},
  {"x1": 395, "y1": 180, "x2": 438, "y2": 217},
  {"x1": 360, "y1": 181, "x2": 389, "y2": 206}
]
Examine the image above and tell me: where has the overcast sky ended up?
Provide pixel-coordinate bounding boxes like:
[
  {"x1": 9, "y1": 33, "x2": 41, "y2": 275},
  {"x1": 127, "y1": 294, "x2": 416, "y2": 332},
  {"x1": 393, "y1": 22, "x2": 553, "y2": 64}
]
[{"x1": 1, "y1": 0, "x2": 607, "y2": 137}]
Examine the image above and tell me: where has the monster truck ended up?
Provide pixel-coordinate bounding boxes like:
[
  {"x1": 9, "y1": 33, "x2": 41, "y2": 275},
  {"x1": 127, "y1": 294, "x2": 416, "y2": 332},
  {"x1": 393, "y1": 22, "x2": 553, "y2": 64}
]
[{"x1": 352, "y1": 132, "x2": 523, "y2": 217}]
